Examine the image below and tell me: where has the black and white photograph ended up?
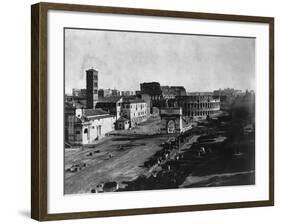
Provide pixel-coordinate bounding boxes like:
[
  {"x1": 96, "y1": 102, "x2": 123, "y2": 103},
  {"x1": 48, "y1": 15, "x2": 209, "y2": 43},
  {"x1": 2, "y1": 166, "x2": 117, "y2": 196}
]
[{"x1": 64, "y1": 28, "x2": 255, "y2": 195}]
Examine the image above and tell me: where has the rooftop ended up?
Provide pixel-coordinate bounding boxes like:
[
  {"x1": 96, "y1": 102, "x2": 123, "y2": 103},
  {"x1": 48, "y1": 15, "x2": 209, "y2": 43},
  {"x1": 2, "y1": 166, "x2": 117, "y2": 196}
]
[
  {"x1": 97, "y1": 96, "x2": 123, "y2": 103},
  {"x1": 116, "y1": 117, "x2": 129, "y2": 122},
  {"x1": 88, "y1": 114, "x2": 115, "y2": 120},
  {"x1": 83, "y1": 108, "x2": 109, "y2": 117},
  {"x1": 123, "y1": 98, "x2": 145, "y2": 104},
  {"x1": 187, "y1": 92, "x2": 214, "y2": 96}
]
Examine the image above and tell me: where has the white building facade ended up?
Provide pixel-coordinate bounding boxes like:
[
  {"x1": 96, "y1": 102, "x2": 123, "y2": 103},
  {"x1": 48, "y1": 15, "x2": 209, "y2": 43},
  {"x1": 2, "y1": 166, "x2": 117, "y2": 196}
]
[
  {"x1": 73, "y1": 109, "x2": 115, "y2": 145},
  {"x1": 121, "y1": 99, "x2": 148, "y2": 127}
]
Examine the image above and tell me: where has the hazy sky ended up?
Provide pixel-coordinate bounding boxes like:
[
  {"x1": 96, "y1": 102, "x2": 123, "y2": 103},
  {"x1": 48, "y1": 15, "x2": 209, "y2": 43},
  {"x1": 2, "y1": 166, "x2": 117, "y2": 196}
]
[{"x1": 65, "y1": 28, "x2": 255, "y2": 94}]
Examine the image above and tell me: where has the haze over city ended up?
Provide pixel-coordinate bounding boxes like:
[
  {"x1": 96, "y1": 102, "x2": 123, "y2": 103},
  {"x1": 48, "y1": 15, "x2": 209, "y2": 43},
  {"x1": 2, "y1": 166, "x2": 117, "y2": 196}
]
[{"x1": 65, "y1": 28, "x2": 255, "y2": 94}]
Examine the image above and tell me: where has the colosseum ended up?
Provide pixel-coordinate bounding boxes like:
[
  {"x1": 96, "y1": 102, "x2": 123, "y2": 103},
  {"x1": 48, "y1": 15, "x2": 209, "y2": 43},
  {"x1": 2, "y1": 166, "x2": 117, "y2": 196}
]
[{"x1": 173, "y1": 93, "x2": 220, "y2": 117}]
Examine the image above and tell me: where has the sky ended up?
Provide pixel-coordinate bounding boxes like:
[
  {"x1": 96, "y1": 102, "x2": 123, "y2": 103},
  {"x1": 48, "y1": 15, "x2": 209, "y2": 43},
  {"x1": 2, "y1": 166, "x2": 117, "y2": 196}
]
[{"x1": 64, "y1": 28, "x2": 255, "y2": 94}]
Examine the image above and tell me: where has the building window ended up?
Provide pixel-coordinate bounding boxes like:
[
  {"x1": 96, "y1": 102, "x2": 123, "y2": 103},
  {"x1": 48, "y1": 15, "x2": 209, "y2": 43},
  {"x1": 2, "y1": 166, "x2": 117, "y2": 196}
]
[{"x1": 84, "y1": 128, "x2": 88, "y2": 134}]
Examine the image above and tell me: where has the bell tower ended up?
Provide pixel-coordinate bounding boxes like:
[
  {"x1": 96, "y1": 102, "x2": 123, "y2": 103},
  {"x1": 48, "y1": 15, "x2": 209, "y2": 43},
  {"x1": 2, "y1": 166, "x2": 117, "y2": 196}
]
[{"x1": 86, "y1": 68, "x2": 98, "y2": 109}]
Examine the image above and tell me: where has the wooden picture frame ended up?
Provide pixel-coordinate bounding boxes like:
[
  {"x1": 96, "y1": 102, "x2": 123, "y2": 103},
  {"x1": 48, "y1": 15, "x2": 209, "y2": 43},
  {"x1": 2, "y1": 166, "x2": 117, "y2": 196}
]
[{"x1": 31, "y1": 2, "x2": 274, "y2": 221}]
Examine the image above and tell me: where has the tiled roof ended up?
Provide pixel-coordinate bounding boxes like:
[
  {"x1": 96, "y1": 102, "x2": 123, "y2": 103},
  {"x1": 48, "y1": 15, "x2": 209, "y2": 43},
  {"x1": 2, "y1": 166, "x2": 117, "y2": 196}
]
[
  {"x1": 97, "y1": 96, "x2": 122, "y2": 103},
  {"x1": 83, "y1": 108, "x2": 109, "y2": 117},
  {"x1": 75, "y1": 113, "x2": 114, "y2": 124},
  {"x1": 88, "y1": 114, "x2": 115, "y2": 120},
  {"x1": 116, "y1": 117, "x2": 129, "y2": 122},
  {"x1": 123, "y1": 98, "x2": 145, "y2": 104}
]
